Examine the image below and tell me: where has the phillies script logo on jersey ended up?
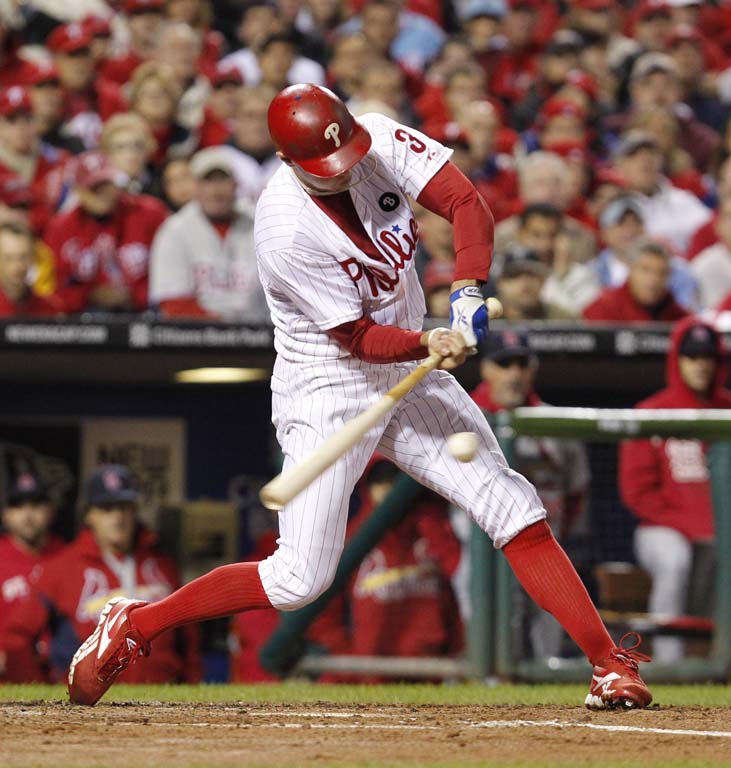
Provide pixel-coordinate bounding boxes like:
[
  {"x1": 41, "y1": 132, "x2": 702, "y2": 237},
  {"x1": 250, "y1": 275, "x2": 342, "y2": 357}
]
[{"x1": 339, "y1": 217, "x2": 418, "y2": 297}]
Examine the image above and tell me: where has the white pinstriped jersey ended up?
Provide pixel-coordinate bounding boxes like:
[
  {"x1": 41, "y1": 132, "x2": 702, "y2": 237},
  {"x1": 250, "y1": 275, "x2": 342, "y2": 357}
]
[
  {"x1": 252, "y1": 114, "x2": 546, "y2": 608},
  {"x1": 254, "y1": 113, "x2": 452, "y2": 367}
]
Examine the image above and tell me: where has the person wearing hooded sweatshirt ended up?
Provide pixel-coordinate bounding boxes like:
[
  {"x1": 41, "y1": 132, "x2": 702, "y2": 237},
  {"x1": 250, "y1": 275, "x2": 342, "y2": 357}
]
[
  {"x1": 2, "y1": 464, "x2": 200, "y2": 683},
  {"x1": 619, "y1": 318, "x2": 731, "y2": 663},
  {"x1": 470, "y1": 328, "x2": 590, "y2": 658}
]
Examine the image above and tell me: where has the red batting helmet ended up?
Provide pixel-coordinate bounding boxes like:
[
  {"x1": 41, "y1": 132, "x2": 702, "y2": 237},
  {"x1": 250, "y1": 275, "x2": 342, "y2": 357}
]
[{"x1": 268, "y1": 84, "x2": 372, "y2": 178}]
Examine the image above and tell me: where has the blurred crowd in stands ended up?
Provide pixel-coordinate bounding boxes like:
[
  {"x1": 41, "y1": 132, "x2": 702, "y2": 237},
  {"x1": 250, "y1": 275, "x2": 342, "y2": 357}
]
[{"x1": 0, "y1": 0, "x2": 730, "y2": 323}]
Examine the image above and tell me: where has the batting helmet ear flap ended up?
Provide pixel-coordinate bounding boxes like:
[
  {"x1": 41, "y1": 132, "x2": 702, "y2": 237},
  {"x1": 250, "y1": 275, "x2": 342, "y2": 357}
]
[{"x1": 267, "y1": 84, "x2": 372, "y2": 178}]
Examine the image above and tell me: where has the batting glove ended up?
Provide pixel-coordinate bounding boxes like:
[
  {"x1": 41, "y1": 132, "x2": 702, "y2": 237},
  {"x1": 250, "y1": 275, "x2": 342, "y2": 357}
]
[{"x1": 449, "y1": 286, "x2": 488, "y2": 348}]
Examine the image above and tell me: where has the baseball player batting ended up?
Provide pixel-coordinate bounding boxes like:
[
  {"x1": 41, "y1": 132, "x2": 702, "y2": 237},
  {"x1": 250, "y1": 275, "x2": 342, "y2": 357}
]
[{"x1": 68, "y1": 85, "x2": 652, "y2": 710}]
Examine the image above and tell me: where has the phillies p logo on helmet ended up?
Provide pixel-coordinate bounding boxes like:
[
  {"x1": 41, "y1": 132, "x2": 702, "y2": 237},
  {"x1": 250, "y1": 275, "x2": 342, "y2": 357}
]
[{"x1": 324, "y1": 123, "x2": 341, "y2": 148}]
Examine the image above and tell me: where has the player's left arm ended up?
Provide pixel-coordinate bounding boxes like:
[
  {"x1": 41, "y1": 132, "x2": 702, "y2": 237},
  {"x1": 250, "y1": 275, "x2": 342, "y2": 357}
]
[{"x1": 417, "y1": 162, "x2": 494, "y2": 347}]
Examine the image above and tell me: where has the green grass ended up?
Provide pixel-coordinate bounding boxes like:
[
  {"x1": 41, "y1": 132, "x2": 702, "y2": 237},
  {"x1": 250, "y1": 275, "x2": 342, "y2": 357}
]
[{"x1": 1, "y1": 681, "x2": 730, "y2": 707}]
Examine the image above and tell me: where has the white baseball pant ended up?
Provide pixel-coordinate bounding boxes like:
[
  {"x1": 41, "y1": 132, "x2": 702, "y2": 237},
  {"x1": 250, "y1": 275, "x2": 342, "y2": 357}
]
[{"x1": 258, "y1": 363, "x2": 547, "y2": 610}]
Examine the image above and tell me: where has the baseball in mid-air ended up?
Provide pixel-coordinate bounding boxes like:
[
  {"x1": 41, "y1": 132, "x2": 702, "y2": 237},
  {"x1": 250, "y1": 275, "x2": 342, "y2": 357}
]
[
  {"x1": 446, "y1": 431, "x2": 478, "y2": 462},
  {"x1": 486, "y1": 296, "x2": 504, "y2": 319}
]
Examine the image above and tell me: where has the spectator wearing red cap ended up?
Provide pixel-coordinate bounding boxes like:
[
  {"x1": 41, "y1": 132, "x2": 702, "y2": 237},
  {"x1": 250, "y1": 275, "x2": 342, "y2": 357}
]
[
  {"x1": 630, "y1": 0, "x2": 672, "y2": 53},
  {"x1": 555, "y1": 69, "x2": 600, "y2": 115},
  {"x1": 454, "y1": 100, "x2": 519, "y2": 224},
  {"x1": 100, "y1": 0, "x2": 165, "y2": 86},
  {"x1": 0, "y1": 86, "x2": 69, "y2": 222},
  {"x1": 667, "y1": 25, "x2": 728, "y2": 132},
  {"x1": 128, "y1": 62, "x2": 197, "y2": 169},
  {"x1": 612, "y1": 130, "x2": 711, "y2": 253},
  {"x1": 45, "y1": 151, "x2": 167, "y2": 313},
  {"x1": 529, "y1": 97, "x2": 590, "y2": 154},
  {"x1": 198, "y1": 63, "x2": 244, "y2": 149},
  {"x1": 0, "y1": 469, "x2": 63, "y2": 682},
  {"x1": 226, "y1": 85, "x2": 280, "y2": 207},
  {"x1": 164, "y1": 0, "x2": 225, "y2": 80},
  {"x1": 24, "y1": 63, "x2": 85, "y2": 156},
  {"x1": 46, "y1": 22, "x2": 103, "y2": 149},
  {"x1": 3, "y1": 463, "x2": 201, "y2": 684},
  {"x1": 510, "y1": 29, "x2": 583, "y2": 132},
  {"x1": 583, "y1": 238, "x2": 688, "y2": 322},
  {"x1": 82, "y1": 15, "x2": 113, "y2": 67},
  {"x1": 0, "y1": 222, "x2": 56, "y2": 317}
]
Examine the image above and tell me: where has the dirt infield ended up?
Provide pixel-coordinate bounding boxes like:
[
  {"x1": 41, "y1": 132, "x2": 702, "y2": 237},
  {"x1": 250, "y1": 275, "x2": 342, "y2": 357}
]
[{"x1": 2, "y1": 700, "x2": 731, "y2": 767}]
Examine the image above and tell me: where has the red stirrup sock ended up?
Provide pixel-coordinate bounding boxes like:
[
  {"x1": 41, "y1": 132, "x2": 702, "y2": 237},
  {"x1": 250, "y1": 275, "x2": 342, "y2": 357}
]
[
  {"x1": 502, "y1": 521, "x2": 614, "y2": 665},
  {"x1": 130, "y1": 562, "x2": 271, "y2": 642}
]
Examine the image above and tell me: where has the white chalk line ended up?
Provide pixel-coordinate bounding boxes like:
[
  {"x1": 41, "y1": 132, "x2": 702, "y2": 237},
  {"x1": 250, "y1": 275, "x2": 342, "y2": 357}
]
[{"x1": 465, "y1": 719, "x2": 731, "y2": 739}]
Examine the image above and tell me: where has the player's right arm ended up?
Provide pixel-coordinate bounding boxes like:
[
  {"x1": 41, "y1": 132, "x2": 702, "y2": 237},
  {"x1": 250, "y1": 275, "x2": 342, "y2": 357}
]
[{"x1": 328, "y1": 319, "x2": 467, "y2": 369}]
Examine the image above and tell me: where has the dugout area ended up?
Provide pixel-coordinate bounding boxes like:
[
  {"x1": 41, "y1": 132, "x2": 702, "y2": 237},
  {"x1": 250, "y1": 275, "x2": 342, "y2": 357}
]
[{"x1": 2, "y1": 683, "x2": 731, "y2": 768}]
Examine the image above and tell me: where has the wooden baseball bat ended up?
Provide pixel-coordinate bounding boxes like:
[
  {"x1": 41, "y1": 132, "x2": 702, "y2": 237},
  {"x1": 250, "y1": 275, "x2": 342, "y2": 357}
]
[{"x1": 259, "y1": 297, "x2": 503, "y2": 511}]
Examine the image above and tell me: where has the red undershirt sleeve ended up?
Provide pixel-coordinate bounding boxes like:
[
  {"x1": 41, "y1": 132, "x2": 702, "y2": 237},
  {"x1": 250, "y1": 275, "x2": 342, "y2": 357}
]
[
  {"x1": 416, "y1": 161, "x2": 494, "y2": 282},
  {"x1": 328, "y1": 315, "x2": 428, "y2": 363}
]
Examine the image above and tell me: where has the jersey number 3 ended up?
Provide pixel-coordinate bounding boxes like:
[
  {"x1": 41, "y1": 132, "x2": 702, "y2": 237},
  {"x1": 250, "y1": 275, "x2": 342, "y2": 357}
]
[{"x1": 394, "y1": 128, "x2": 426, "y2": 154}]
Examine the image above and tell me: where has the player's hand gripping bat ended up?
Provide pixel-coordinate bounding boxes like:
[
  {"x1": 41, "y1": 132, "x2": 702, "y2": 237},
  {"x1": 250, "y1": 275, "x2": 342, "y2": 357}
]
[{"x1": 259, "y1": 297, "x2": 503, "y2": 511}]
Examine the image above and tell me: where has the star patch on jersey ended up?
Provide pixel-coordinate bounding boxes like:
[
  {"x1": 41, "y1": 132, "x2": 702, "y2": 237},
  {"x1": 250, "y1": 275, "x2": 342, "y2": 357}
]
[{"x1": 378, "y1": 192, "x2": 400, "y2": 212}]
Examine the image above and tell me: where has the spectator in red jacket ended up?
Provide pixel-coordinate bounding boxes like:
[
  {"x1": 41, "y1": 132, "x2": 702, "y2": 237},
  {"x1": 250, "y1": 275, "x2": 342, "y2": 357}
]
[
  {"x1": 620, "y1": 318, "x2": 731, "y2": 662},
  {"x1": 0, "y1": 470, "x2": 64, "y2": 681},
  {"x1": 0, "y1": 222, "x2": 56, "y2": 317},
  {"x1": 2, "y1": 464, "x2": 201, "y2": 684},
  {"x1": 583, "y1": 238, "x2": 689, "y2": 322},
  {"x1": 46, "y1": 151, "x2": 168, "y2": 313}
]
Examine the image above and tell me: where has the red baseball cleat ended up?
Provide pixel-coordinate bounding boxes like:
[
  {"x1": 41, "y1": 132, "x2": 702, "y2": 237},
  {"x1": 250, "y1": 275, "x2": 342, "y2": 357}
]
[
  {"x1": 585, "y1": 632, "x2": 653, "y2": 711},
  {"x1": 68, "y1": 597, "x2": 150, "y2": 706}
]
